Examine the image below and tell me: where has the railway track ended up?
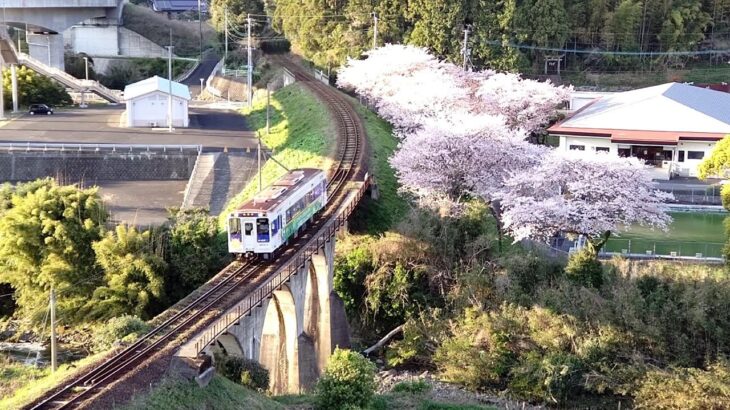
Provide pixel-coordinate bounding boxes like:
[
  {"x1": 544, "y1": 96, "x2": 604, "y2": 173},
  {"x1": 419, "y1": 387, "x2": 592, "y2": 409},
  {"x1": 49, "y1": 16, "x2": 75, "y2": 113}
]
[{"x1": 26, "y1": 55, "x2": 365, "y2": 410}]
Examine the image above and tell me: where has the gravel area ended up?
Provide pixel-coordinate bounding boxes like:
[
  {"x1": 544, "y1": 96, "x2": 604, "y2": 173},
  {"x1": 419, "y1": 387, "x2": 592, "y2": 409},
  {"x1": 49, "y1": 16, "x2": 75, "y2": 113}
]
[{"x1": 376, "y1": 369, "x2": 547, "y2": 410}]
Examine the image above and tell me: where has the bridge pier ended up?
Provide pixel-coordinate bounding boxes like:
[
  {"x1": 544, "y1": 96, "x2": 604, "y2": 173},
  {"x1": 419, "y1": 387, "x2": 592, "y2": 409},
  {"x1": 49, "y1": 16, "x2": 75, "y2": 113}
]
[{"x1": 181, "y1": 236, "x2": 352, "y2": 394}]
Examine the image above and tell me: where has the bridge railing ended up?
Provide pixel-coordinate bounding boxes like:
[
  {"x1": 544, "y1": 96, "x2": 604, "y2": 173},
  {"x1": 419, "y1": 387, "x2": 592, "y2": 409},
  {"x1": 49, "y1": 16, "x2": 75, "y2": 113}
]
[
  {"x1": 192, "y1": 176, "x2": 370, "y2": 355},
  {"x1": 0, "y1": 142, "x2": 202, "y2": 154}
]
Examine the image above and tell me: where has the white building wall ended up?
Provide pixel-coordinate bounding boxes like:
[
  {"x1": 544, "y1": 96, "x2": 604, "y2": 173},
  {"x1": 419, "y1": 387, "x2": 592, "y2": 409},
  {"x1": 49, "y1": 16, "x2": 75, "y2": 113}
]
[
  {"x1": 675, "y1": 140, "x2": 717, "y2": 177},
  {"x1": 126, "y1": 91, "x2": 189, "y2": 128},
  {"x1": 64, "y1": 25, "x2": 119, "y2": 56},
  {"x1": 556, "y1": 135, "x2": 719, "y2": 179}
]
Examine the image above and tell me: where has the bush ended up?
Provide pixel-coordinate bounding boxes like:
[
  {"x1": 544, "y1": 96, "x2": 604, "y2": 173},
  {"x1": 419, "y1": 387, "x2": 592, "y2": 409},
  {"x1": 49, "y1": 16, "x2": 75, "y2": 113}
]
[
  {"x1": 634, "y1": 361, "x2": 730, "y2": 409},
  {"x1": 565, "y1": 249, "x2": 604, "y2": 288},
  {"x1": 315, "y1": 348, "x2": 376, "y2": 410},
  {"x1": 391, "y1": 379, "x2": 431, "y2": 394},
  {"x1": 2, "y1": 65, "x2": 72, "y2": 109},
  {"x1": 94, "y1": 315, "x2": 150, "y2": 352},
  {"x1": 434, "y1": 305, "x2": 581, "y2": 396},
  {"x1": 508, "y1": 351, "x2": 585, "y2": 403},
  {"x1": 215, "y1": 354, "x2": 269, "y2": 391}
]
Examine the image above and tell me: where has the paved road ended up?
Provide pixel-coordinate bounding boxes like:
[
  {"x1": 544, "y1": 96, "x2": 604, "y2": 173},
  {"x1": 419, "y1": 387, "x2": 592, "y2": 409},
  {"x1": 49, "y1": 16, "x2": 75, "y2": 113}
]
[
  {"x1": 0, "y1": 106, "x2": 256, "y2": 151},
  {"x1": 182, "y1": 56, "x2": 220, "y2": 97},
  {"x1": 98, "y1": 180, "x2": 187, "y2": 226}
]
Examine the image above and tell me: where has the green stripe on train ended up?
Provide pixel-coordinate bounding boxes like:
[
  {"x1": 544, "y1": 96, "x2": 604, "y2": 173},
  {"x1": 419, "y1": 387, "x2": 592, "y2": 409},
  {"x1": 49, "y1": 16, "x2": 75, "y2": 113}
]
[{"x1": 282, "y1": 200, "x2": 323, "y2": 240}]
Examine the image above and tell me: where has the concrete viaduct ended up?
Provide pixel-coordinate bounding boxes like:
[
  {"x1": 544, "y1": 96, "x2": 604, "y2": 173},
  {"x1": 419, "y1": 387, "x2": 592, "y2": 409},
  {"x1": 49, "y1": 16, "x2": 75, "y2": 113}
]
[
  {"x1": 1, "y1": 0, "x2": 123, "y2": 69},
  {"x1": 175, "y1": 221, "x2": 354, "y2": 394}
]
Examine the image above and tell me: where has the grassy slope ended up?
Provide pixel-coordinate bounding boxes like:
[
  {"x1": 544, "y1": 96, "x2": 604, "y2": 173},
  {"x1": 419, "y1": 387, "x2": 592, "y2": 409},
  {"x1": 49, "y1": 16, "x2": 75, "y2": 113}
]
[
  {"x1": 120, "y1": 375, "x2": 282, "y2": 410},
  {"x1": 122, "y1": 3, "x2": 216, "y2": 57},
  {"x1": 218, "y1": 83, "x2": 335, "y2": 229},
  {"x1": 0, "y1": 352, "x2": 109, "y2": 410},
  {"x1": 274, "y1": 392, "x2": 497, "y2": 410},
  {"x1": 349, "y1": 103, "x2": 409, "y2": 234}
]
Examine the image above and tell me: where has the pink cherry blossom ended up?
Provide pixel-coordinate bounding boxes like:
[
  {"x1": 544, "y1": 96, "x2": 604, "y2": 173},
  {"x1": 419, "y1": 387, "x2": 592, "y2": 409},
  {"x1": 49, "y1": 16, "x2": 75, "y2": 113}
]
[{"x1": 496, "y1": 150, "x2": 673, "y2": 243}]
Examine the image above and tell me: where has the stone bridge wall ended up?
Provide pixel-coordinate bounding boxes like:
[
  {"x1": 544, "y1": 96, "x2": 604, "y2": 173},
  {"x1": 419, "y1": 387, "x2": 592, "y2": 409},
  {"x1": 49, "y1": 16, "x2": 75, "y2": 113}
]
[
  {"x1": 178, "y1": 237, "x2": 351, "y2": 394},
  {"x1": 0, "y1": 152, "x2": 196, "y2": 183}
]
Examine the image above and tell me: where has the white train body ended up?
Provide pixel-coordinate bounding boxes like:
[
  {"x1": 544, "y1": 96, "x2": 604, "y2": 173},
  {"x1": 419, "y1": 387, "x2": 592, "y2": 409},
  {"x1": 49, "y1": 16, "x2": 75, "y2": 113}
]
[{"x1": 227, "y1": 168, "x2": 327, "y2": 256}]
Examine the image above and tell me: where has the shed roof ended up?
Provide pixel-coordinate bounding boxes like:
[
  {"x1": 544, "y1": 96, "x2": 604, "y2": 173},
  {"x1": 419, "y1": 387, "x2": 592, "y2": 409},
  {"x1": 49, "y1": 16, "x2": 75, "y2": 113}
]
[
  {"x1": 549, "y1": 82, "x2": 730, "y2": 144},
  {"x1": 124, "y1": 76, "x2": 191, "y2": 101}
]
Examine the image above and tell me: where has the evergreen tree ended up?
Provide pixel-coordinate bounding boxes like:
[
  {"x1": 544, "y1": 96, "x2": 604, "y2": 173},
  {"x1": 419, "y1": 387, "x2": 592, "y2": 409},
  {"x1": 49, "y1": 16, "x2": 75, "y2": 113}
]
[
  {"x1": 88, "y1": 226, "x2": 166, "y2": 320},
  {"x1": 0, "y1": 181, "x2": 107, "y2": 324}
]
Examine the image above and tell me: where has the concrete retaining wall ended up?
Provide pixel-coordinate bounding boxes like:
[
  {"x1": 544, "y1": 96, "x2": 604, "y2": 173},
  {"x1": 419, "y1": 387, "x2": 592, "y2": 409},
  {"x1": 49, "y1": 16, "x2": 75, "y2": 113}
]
[{"x1": 0, "y1": 152, "x2": 197, "y2": 182}]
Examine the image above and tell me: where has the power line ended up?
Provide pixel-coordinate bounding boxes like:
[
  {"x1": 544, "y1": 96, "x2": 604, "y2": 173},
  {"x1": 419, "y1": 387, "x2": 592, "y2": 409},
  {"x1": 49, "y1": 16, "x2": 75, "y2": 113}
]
[{"x1": 482, "y1": 40, "x2": 730, "y2": 56}]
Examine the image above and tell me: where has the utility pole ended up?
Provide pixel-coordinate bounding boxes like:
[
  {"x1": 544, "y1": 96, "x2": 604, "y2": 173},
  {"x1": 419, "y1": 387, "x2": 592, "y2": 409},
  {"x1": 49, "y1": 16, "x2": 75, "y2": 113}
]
[
  {"x1": 0, "y1": 60, "x2": 5, "y2": 121},
  {"x1": 50, "y1": 287, "x2": 57, "y2": 372},
  {"x1": 224, "y1": 9, "x2": 228, "y2": 75},
  {"x1": 167, "y1": 29, "x2": 174, "y2": 133},
  {"x1": 247, "y1": 13, "x2": 253, "y2": 108},
  {"x1": 462, "y1": 26, "x2": 470, "y2": 71},
  {"x1": 11, "y1": 64, "x2": 18, "y2": 113},
  {"x1": 199, "y1": 77, "x2": 204, "y2": 98},
  {"x1": 372, "y1": 12, "x2": 378, "y2": 49},
  {"x1": 81, "y1": 56, "x2": 89, "y2": 108},
  {"x1": 198, "y1": 0, "x2": 203, "y2": 61}
]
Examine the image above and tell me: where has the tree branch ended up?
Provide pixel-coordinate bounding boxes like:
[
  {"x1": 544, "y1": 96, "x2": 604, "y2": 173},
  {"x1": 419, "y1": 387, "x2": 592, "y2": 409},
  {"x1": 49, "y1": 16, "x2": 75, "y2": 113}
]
[{"x1": 362, "y1": 324, "x2": 405, "y2": 356}]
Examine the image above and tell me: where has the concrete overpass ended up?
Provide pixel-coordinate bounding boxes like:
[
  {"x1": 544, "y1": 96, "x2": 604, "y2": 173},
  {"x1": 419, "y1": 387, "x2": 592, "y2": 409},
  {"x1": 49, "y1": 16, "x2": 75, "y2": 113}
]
[{"x1": 1, "y1": 0, "x2": 123, "y2": 69}]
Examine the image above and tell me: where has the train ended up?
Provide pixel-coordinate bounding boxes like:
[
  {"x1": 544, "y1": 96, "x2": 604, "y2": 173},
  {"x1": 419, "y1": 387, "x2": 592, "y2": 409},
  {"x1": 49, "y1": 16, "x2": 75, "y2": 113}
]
[{"x1": 227, "y1": 168, "x2": 327, "y2": 259}]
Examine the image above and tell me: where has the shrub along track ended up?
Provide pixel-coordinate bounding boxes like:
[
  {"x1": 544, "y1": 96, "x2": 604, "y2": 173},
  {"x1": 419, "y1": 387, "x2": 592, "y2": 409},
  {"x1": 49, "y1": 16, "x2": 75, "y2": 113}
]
[{"x1": 24, "y1": 54, "x2": 366, "y2": 410}]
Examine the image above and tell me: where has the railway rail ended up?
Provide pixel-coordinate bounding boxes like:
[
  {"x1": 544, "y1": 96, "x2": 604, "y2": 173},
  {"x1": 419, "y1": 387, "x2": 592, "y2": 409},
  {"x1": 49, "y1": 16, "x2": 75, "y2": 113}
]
[{"x1": 26, "y1": 55, "x2": 365, "y2": 410}]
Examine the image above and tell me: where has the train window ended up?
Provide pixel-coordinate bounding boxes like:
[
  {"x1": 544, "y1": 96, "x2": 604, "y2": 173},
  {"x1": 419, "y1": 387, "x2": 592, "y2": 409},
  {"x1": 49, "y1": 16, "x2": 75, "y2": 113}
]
[
  {"x1": 229, "y1": 218, "x2": 241, "y2": 234},
  {"x1": 256, "y1": 218, "x2": 270, "y2": 242},
  {"x1": 244, "y1": 222, "x2": 253, "y2": 236},
  {"x1": 272, "y1": 217, "x2": 279, "y2": 234}
]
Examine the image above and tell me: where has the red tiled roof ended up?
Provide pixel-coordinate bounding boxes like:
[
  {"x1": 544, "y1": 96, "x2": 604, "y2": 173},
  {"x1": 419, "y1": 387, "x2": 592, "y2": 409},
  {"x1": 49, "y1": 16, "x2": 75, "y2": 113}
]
[{"x1": 548, "y1": 124, "x2": 725, "y2": 145}]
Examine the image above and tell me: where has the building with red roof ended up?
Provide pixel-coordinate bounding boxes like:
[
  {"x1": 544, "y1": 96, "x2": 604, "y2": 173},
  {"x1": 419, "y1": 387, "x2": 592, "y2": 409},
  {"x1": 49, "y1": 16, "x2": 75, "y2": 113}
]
[{"x1": 548, "y1": 82, "x2": 730, "y2": 179}]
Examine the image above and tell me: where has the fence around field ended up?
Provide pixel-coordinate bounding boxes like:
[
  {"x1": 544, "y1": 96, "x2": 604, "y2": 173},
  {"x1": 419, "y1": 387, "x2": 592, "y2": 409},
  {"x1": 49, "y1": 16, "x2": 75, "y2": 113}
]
[
  {"x1": 662, "y1": 185, "x2": 723, "y2": 205},
  {"x1": 602, "y1": 238, "x2": 724, "y2": 260}
]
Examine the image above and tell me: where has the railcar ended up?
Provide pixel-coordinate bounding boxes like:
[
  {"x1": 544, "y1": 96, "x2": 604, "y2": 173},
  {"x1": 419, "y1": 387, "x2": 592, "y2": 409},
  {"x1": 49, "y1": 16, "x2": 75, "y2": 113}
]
[{"x1": 227, "y1": 168, "x2": 327, "y2": 259}]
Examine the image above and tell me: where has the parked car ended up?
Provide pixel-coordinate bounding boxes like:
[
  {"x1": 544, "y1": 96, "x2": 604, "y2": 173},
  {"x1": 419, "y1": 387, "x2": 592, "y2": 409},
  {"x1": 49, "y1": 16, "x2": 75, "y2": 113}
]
[{"x1": 29, "y1": 104, "x2": 53, "y2": 115}]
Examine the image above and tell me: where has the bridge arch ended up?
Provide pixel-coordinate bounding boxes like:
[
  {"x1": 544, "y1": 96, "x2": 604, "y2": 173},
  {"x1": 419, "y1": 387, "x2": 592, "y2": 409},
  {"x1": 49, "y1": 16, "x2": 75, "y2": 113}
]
[
  {"x1": 259, "y1": 285, "x2": 300, "y2": 394},
  {"x1": 213, "y1": 333, "x2": 245, "y2": 357}
]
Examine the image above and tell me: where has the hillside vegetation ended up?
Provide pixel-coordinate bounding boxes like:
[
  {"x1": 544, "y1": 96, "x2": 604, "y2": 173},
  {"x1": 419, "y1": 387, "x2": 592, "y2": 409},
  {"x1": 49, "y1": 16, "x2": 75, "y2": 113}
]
[
  {"x1": 218, "y1": 82, "x2": 335, "y2": 229},
  {"x1": 120, "y1": 375, "x2": 283, "y2": 410},
  {"x1": 122, "y1": 3, "x2": 216, "y2": 57}
]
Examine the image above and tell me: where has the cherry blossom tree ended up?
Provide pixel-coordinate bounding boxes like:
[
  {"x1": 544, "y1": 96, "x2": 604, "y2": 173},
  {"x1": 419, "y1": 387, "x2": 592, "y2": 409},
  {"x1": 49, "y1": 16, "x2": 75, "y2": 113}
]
[
  {"x1": 389, "y1": 117, "x2": 547, "y2": 224},
  {"x1": 476, "y1": 72, "x2": 572, "y2": 134},
  {"x1": 337, "y1": 44, "x2": 571, "y2": 134},
  {"x1": 337, "y1": 44, "x2": 470, "y2": 133},
  {"x1": 496, "y1": 150, "x2": 673, "y2": 255}
]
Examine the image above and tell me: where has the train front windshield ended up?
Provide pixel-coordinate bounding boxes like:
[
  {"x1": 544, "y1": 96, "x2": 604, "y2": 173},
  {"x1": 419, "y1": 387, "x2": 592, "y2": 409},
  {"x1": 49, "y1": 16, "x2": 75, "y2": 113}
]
[
  {"x1": 229, "y1": 218, "x2": 241, "y2": 240},
  {"x1": 256, "y1": 218, "x2": 270, "y2": 242}
]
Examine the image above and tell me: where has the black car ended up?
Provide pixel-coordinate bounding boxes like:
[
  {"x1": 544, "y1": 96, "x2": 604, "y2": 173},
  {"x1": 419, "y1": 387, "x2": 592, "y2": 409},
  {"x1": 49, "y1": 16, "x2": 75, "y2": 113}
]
[{"x1": 29, "y1": 104, "x2": 53, "y2": 115}]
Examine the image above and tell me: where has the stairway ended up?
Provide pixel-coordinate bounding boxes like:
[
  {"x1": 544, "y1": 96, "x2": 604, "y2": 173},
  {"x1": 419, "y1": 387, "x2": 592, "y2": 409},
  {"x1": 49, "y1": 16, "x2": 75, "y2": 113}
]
[
  {"x1": 0, "y1": 37, "x2": 123, "y2": 103},
  {"x1": 182, "y1": 152, "x2": 219, "y2": 210},
  {"x1": 181, "y1": 152, "x2": 258, "y2": 215}
]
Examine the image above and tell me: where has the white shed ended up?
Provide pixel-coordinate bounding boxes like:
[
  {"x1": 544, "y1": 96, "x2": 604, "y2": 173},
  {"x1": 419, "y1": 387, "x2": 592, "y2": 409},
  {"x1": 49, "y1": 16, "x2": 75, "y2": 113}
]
[{"x1": 124, "y1": 76, "x2": 191, "y2": 128}]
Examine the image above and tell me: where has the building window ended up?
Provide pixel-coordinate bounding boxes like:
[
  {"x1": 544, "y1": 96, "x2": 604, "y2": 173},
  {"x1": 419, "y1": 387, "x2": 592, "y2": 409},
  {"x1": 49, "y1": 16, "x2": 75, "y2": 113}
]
[
  {"x1": 687, "y1": 151, "x2": 705, "y2": 160},
  {"x1": 569, "y1": 145, "x2": 585, "y2": 151},
  {"x1": 661, "y1": 150, "x2": 673, "y2": 161},
  {"x1": 595, "y1": 147, "x2": 610, "y2": 153},
  {"x1": 678, "y1": 151, "x2": 685, "y2": 162},
  {"x1": 618, "y1": 148, "x2": 630, "y2": 157}
]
